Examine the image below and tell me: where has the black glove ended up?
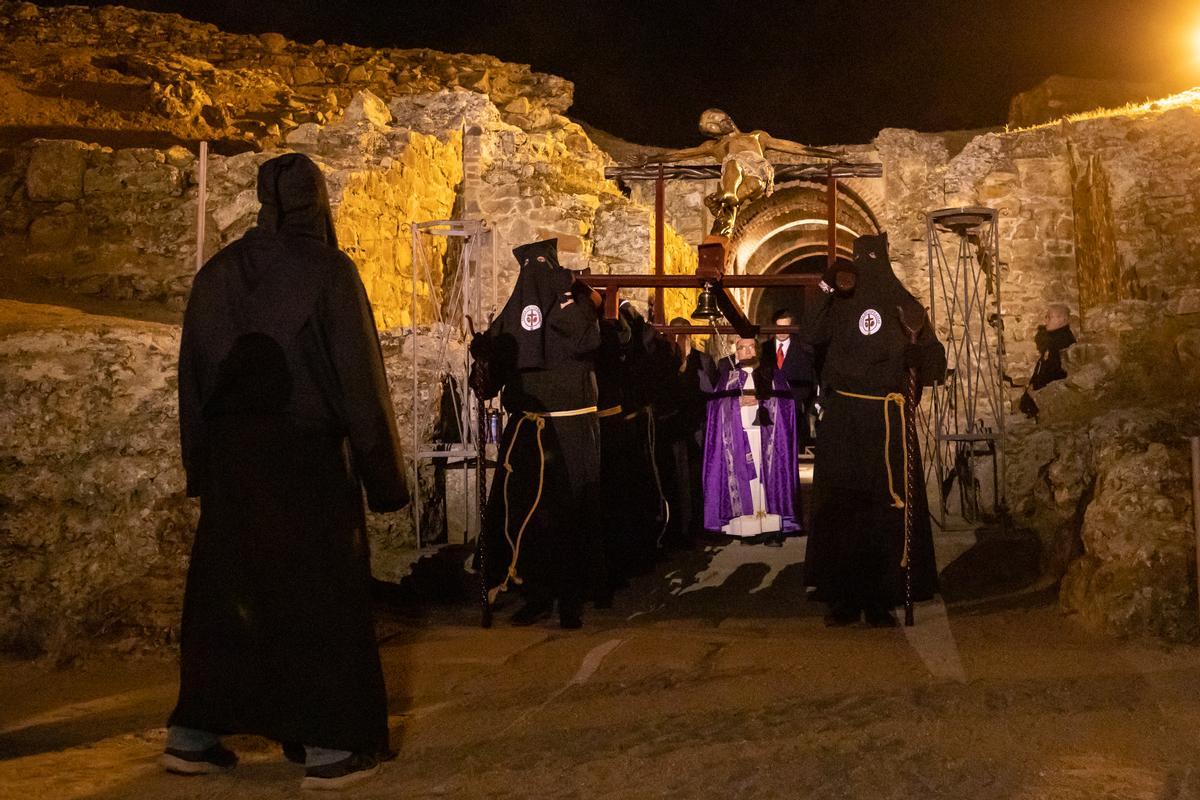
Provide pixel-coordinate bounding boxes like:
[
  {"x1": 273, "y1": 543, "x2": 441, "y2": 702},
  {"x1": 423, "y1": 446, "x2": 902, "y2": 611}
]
[
  {"x1": 819, "y1": 265, "x2": 840, "y2": 293},
  {"x1": 468, "y1": 332, "x2": 502, "y2": 399},
  {"x1": 468, "y1": 330, "x2": 493, "y2": 360},
  {"x1": 903, "y1": 343, "x2": 923, "y2": 370}
]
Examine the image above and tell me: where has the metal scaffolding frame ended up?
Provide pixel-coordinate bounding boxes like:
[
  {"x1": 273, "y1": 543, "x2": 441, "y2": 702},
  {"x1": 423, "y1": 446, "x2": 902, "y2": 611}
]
[
  {"x1": 925, "y1": 207, "x2": 1006, "y2": 526},
  {"x1": 409, "y1": 219, "x2": 497, "y2": 549}
]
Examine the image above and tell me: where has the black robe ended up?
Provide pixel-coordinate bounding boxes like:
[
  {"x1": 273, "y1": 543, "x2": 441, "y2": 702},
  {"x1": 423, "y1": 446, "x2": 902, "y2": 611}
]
[
  {"x1": 803, "y1": 233, "x2": 946, "y2": 609},
  {"x1": 595, "y1": 315, "x2": 639, "y2": 590},
  {"x1": 659, "y1": 344, "x2": 715, "y2": 545},
  {"x1": 169, "y1": 153, "x2": 407, "y2": 754},
  {"x1": 616, "y1": 303, "x2": 671, "y2": 571},
  {"x1": 473, "y1": 240, "x2": 601, "y2": 612}
]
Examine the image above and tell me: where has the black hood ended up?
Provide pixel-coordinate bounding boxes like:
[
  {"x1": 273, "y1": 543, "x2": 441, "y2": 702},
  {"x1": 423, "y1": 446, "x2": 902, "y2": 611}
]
[
  {"x1": 498, "y1": 239, "x2": 573, "y2": 370},
  {"x1": 255, "y1": 153, "x2": 338, "y2": 247},
  {"x1": 849, "y1": 232, "x2": 906, "y2": 297}
]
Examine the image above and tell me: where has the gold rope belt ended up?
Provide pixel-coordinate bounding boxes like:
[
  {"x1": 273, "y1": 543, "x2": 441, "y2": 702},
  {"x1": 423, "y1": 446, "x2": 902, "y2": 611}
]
[
  {"x1": 623, "y1": 404, "x2": 650, "y2": 422},
  {"x1": 834, "y1": 390, "x2": 908, "y2": 511},
  {"x1": 535, "y1": 405, "x2": 598, "y2": 418},
  {"x1": 596, "y1": 405, "x2": 623, "y2": 418},
  {"x1": 488, "y1": 405, "x2": 598, "y2": 605}
]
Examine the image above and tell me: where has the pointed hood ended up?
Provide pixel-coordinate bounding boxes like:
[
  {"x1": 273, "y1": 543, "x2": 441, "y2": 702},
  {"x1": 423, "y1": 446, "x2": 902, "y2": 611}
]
[{"x1": 497, "y1": 238, "x2": 573, "y2": 370}]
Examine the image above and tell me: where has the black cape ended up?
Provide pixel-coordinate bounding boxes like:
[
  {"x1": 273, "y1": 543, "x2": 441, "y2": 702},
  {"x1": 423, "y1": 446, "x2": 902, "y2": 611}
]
[
  {"x1": 614, "y1": 302, "x2": 673, "y2": 569},
  {"x1": 803, "y1": 232, "x2": 946, "y2": 608},
  {"x1": 169, "y1": 153, "x2": 407, "y2": 754},
  {"x1": 594, "y1": 314, "x2": 640, "y2": 591},
  {"x1": 473, "y1": 240, "x2": 601, "y2": 611}
]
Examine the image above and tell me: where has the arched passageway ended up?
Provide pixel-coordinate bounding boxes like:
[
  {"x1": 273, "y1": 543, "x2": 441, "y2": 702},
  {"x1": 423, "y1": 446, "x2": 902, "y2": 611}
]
[{"x1": 729, "y1": 180, "x2": 881, "y2": 325}]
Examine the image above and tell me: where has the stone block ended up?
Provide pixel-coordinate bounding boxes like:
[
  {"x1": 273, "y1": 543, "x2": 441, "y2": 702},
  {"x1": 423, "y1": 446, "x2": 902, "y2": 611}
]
[
  {"x1": 1174, "y1": 328, "x2": 1200, "y2": 368},
  {"x1": 342, "y1": 90, "x2": 392, "y2": 128},
  {"x1": 258, "y1": 32, "x2": 287, "y2": 53},
  {"x1": 504, "y1": 96, "x2": 531, "y2": 115},
  {"x1": 1007, "y1": 238, "x2": 1044, "y2": 263},
  {"x1": 1016, "y1": 157, "x2": 1071, "y2": 195},
  {"x1": 26, "y1": 140, "x2": 88, "y2": 202},
  {"x1": 1065, "y1": 361, "x2": 1108, "y2": 393},
  {"x1": 286, "y1": 122, "x2": 322, "y2": 148},
  {"x1": 293, "y1": 64, "x2": 326, "y2": 85},
  {"x1": 1010, "y1": 219, "x2": 1038, "y2": 239},
  {"x1": 1169, "y1": 288, "x2": 1200, "y2": 316},
  {"x1": 83, "y1": 166, "x2": 122, "y2": 195},
  {"x1": 163, "y1": 146, "x2": 195, "y2": 169},
  {"x1": 212, "y1": 188, "x2": 259, "y2": 231},
  {"x1": 28, "y1": 213, "x2": 85, "y2": 249}
]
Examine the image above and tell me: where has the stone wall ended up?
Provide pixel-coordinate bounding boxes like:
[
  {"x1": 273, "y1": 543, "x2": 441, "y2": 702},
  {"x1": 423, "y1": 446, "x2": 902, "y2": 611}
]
[
  {"x1": 0, "y1": 299, "x2": 473, "y2": 654},
  {"x1": 0, "y1": 94, "x2": 464, "y2": 329},
  {"x1": 0, "y1": 301, "x2": 190, "y2": 657}
]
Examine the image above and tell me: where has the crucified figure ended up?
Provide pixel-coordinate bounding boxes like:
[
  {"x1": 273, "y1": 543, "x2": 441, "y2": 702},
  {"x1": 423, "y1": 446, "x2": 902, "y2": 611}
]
[{"x1": 637, "y1": 109, "x2": 841, "y2": 237}]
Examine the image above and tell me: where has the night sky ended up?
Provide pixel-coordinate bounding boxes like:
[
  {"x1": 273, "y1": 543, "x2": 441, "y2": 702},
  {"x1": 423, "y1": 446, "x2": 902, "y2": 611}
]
[{"x1": 39, "y1": 0, "x2": 1200, "y2": 146}]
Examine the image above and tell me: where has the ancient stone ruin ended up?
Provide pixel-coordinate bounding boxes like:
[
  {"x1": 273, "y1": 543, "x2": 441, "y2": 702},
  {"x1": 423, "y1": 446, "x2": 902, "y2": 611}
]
[{"x1": 2, "y1": 1, "x2": 1199, "y2": 656}]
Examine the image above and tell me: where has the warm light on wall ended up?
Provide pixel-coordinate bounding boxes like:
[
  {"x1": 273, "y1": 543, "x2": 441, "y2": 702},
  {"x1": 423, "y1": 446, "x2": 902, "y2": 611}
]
[{"x1": 1191, "y1": 24, "x2": 1200, "y2": 65}]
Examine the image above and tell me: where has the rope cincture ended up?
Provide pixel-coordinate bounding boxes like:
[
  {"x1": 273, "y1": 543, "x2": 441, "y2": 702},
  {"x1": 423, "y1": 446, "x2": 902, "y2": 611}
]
[
  {"x1": 596, "y1": 405, "x2": 624, "y2": 419},
  {"x1": 488, "y1": 405, "x2": 598, "y2": 606},
  {"x1": 646, "y1": 405, "x2": 671, "y2": 548},
  {"x1": 834, "y1": 389, "x2": 912, "y2": 568}
]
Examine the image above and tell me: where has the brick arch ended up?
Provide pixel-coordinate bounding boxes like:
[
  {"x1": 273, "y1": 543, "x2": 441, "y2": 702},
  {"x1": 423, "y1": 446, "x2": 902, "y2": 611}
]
[{"x1": 729, "y1": 181, "x2": 881, "y2": 276}]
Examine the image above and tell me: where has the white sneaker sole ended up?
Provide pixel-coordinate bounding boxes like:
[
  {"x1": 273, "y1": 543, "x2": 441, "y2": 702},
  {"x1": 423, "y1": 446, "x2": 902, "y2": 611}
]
[
  {"x1": 159, "y1": 752, "x2": 234, "y2": 775},
  {"x1": 300, "y1": 762, "x2": 381, "y2": 791}
]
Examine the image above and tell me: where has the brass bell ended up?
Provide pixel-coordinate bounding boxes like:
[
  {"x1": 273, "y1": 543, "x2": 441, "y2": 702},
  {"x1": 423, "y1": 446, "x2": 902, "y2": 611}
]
[{"x1": 691, "y1": 283, "x2": 722, "y2": 321}]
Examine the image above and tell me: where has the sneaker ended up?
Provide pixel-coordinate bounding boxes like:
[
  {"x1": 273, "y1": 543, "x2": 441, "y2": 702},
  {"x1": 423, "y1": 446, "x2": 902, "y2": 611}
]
[
  {"x1": 510, "y1": 599, "x2": 553, "y2": 626},
  {"x1": 160, "y1": 743, "x2": 238, "y2": 775},
  {"x1": 300, "y1": 752, "x2": 380, "y2": 791}
]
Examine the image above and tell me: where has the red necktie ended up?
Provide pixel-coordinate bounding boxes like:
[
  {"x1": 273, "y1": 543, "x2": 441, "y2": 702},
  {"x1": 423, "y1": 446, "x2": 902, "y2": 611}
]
[{"x1": 776, "y1": 346, "x2": 785, "y2": 370}]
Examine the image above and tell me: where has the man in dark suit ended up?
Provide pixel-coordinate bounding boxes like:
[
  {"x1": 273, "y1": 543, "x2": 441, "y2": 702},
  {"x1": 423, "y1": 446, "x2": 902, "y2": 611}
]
[{"x1": 761, "y1": 307, "x2": 816, "y2": 446}]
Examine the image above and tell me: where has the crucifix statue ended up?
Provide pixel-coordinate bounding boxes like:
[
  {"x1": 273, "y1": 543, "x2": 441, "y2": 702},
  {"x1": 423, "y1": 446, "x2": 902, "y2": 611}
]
[{"x1": 635, "y1": 109, "x2": 842, "y2": 237}]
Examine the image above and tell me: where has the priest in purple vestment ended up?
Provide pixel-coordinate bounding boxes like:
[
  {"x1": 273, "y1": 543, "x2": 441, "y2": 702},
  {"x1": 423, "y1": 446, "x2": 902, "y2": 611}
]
[{"x1": 701, "y1": 337, "x2": 800, "y2": 537}]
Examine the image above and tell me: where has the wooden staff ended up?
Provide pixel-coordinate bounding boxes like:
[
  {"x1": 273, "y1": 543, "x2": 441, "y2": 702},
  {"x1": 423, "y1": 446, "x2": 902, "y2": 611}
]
[
  {"x1": 897, "y1": 305, "x2": 928, "y2": 627},
  {"x1": 466, "y1": 315, "x2": 493, "y2": 628}
]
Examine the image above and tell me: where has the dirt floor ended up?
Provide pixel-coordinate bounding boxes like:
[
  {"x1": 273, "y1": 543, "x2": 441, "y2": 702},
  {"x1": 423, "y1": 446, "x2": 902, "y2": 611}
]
[{"x1": 2, "y1": 533, "x2": 1199, "y2": 800}]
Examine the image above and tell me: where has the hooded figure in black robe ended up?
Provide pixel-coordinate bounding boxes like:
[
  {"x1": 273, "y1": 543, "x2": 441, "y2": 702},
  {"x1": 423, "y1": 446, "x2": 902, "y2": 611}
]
[
  {"x1": 615, "y1": 300, "x2": 674, "y2": 571},
  {"x1": 593, "y1": 310, "x2": 637, "y2": 604},
  {"x1": 471, "y1": 239, "x2": 601, "y2": 628},
  {"x1": 802, "y1": 232, "x2": 946, "y2": 626},
  {"x1": 169, "y1": 153, "x2": 407, "y2": 760}
]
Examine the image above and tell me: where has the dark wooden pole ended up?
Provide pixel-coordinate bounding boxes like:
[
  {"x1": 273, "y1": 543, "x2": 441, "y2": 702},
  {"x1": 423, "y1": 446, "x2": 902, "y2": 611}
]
[
  {"x1": 654, "y1": 164, "x2": 665, "y2": 325},
  {"x1": 826, "y1": 168, "x2": 838, "y2": 270}
]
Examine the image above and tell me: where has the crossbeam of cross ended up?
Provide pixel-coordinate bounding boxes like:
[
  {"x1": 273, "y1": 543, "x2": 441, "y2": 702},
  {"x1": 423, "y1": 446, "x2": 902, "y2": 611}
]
[
  {"x1": 602, "y1": 162, "x2": 884, "y2": 183},
  {"x1": 592, "y1": 161, "x2": 884, "y2": 337}
]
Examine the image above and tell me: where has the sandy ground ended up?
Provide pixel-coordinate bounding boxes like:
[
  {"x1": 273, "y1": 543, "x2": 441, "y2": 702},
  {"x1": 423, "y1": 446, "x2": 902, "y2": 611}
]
[{"x1": 2, "y1": 534, "x2": 1199, "y2": 800}]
